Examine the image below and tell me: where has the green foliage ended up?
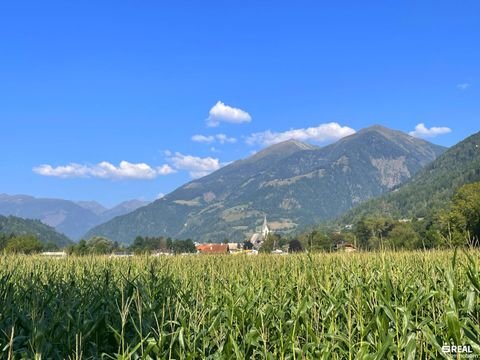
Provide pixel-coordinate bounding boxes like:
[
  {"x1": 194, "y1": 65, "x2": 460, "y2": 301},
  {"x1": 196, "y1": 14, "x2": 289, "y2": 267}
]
[
  {"x1": 352, "y1": 216, "x2": 439, "y2": 250},
  {"x1": 0, "y1": 252, "x2": 479, "y2": 358},
  {"x1": 129, "y1": 236, "x2": 196, "y2": 254},
  {"x1": 68, "y1": 237, "x2": 120, "y2": 255},
  {"x1": 288, "y1": 239, "x2": 303, "y2": 252},
  {"x1": 258, "y1": 235, "x2": 274, "y2": 253},
  {"x1": 387, "y1": 222, "x2": 420, "y2": 250},
  {"x1": 438, "y1": 182, "x2": 480, "y2": 247},
  {"x1": 259, "y1": 234, "x2": 286, "y2": 253},
  {"x1": 1, "y1": 234, "x2": 43, "y2": 254},
  {"x1": 170, "y1": 239, "x2": 196, "y2": 254},
  {"x1": 297, "y1": 229, "x2": 336, "y2": 251}
]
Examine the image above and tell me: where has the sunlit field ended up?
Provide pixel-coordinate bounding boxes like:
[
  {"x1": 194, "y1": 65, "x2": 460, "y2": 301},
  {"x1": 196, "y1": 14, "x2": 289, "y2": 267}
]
[{"x1": 0, "y1": 251, "x2": 479, "y2": 359}]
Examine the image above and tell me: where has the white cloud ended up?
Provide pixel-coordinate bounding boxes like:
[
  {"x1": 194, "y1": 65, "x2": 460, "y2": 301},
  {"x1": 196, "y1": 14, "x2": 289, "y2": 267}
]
[
  {"x1": 457, "y1": 83, "x2": 470, "y2": 90},
  {"x1": 156, "y1": 193, "x2": 165, "y2": 199},
  {"x1": 167, "y1": 152, "x2": 221, "y2": 178},
  {"x1": 191, "y1": 134, "x2": 215, "y2": 143},
  {"x1": 246, "y1": 122, "x2": 356, "y2": 146},
  {"x1": 215, "y1": 134, "x2": 237, "y2": 144},
  {"x1": 33, "y1": 161, "x2": 175, "y2": 180},
  {"x1": 157, "y1": 164, "x2": 177, "y2": 175},
  {"x1": 192, "y1": 133, "x2": 237, "y2": 144},
  {"x1": 408, "y1": 123, "x2": 452, "y2": 138},
  {"x1": 206, "y1": 101, "x2": 252, "y2": 127}
]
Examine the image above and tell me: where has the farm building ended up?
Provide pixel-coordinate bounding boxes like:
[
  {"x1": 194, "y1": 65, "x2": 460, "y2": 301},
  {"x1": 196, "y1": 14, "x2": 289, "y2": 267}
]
[
  {"x1": 196, "y1": 244, "x2": 229, "y2": 254},
  {"x1": 336, "y1": 242, "x2": 357, "y2": 253}
]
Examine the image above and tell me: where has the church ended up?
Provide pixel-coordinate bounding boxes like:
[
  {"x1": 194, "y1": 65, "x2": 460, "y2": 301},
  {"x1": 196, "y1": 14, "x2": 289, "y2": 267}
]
[{"x1": 249, "y1": 216, "x2": 271, "y2": 249}]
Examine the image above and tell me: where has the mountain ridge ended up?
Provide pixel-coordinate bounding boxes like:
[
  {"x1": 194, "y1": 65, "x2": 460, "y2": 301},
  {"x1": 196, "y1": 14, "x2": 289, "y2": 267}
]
[
  {"x1": 0, "y1": 214, "x2": 72, "y2": 247},
  {"x1": 341, "y1": 130, "x2": 480, "y2": 222}
]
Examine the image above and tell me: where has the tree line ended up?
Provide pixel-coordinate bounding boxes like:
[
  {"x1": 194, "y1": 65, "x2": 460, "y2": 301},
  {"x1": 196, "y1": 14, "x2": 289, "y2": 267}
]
[
  {"x1": 292, "y1": 181, "x2": 480, "y2": 251},
  {"x1": 67, "y1": 235, "x2": 196, "y2": 255},
  {"x1": 0, "y1": 233, "x2": 59, "y2": 254}
]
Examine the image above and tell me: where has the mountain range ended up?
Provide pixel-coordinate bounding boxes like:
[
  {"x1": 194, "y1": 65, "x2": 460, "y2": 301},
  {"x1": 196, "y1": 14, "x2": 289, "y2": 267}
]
[
  {"x1": 0, "y1": 195, "x2": 149, "y2": 240},
  {"x1": 85, "y1": 125, "x2": 446, "y2": 244}
]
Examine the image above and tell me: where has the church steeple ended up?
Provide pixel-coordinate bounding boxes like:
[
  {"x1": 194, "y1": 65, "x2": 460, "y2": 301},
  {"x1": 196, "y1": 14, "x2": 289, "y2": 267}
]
[{"x1": 261, "y1": 215, "x2": 270, "y2": 237}]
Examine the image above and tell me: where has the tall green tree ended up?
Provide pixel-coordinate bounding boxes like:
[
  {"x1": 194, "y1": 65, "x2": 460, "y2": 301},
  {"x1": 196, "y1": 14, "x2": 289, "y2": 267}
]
[
  {"x1": 386, "y1": 222, "x2": 419, "y2": 250},
  {"x1": 4, "y1": 235, "x2": 43, "y2": 254},
  {"x1": 439, "y1": 182, "x2": 480, "y2": 246}
]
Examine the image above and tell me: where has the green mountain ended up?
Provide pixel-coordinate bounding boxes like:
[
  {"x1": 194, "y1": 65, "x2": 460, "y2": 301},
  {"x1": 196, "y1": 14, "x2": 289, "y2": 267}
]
[
  {"x1": 0, "y1": 215, "x2": 72, "y2": 247},
  {"x1": 86, "y1": 126, "x2": 446, "y2": 244},
  {"x1": 0, "y1": 194, "x2": 149, "y2": 240},
  {"x1": 342, "y1": 130, "x2": 480, "y2": 222}
]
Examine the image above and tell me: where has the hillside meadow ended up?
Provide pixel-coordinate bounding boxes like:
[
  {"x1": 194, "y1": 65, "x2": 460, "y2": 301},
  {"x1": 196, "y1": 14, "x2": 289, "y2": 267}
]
[{"x1": 0, "y1": 251, "x2": 479, "y2": 359}]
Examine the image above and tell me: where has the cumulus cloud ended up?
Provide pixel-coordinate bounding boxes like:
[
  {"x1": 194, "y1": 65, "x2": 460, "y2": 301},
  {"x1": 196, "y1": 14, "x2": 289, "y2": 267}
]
[
  {"x1": 157, "y1": 164, "x2": 177, "y2": 175},
  {"x1": 167, "y1": 152, "x2": 221, "y2": 178},
  {"x1": 206, "y1": 101, "x2": 252, "y2": 127},
  {"x1": 457, "y1": 83, "x2": 470, "y2": 90},
  {"x1": 33, "y1": 161, "x2": 175, "y2": 180},
  {"x1": 192, "y1": 133, "x2": 237, "y2": 144},
  {"x1": 408, "y1": 123, "x2": 452, "y2": 138},
  {"x1": 246, "y1": 122, "x2": 356, "y2": 146}
]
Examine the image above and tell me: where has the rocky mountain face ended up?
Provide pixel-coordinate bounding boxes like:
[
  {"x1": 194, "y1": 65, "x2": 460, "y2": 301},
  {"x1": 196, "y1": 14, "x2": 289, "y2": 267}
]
[
  {"x1": 343, "y1": 130, "x2": 480, "y2": 222},
  {"x1": 86, "y1": 126, "x2": 446, "y2": 244},
  {"x1": 0, "y1": 195, "x2": 149, "y2": 240}
]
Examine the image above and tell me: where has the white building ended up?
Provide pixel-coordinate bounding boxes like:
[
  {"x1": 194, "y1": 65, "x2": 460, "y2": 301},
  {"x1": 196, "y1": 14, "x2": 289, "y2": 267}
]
[{"x1": 249, "y1": 216, "x2": 271, "y2": 249}]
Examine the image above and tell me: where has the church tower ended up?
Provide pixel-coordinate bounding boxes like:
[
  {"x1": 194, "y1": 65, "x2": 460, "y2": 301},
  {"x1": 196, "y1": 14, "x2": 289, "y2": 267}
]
[{"x1": 261, "y1": 216, "x2": 270, "y2": 238}]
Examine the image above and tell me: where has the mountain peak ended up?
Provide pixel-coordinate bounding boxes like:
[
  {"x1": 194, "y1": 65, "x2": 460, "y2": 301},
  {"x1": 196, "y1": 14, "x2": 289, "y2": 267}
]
[
  {"x1": 358, "y1": 125, "x2": 402, "y2": 136},
  {"x1": 263, "y1": 139, "x2": 316, "y2": 151},
  {"x1": 248, "y1": 139, "x2": 316, "y2": 161}
]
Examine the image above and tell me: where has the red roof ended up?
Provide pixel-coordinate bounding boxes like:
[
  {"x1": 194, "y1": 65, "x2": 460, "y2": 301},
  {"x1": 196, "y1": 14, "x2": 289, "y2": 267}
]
[{"x1": 196, "y1": 244, "x2": 229, "y2": 254}]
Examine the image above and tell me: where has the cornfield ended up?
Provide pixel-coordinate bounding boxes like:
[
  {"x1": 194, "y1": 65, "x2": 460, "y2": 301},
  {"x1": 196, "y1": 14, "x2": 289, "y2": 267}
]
[{"x1": 0, "y1": 251, "x2": 479, "y2": 359}]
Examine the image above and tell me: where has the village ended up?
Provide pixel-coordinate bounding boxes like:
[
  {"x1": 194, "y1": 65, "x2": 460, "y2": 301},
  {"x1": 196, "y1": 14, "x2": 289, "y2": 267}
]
[{"x1": 39, "y1": 216, "x2": 357, "y2": 257}]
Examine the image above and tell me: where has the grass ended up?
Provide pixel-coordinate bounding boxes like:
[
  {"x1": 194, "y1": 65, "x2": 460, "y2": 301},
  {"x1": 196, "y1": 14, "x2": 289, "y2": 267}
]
[{"x1": 0, "y1": 250, "x2": 479, "y2": 359}]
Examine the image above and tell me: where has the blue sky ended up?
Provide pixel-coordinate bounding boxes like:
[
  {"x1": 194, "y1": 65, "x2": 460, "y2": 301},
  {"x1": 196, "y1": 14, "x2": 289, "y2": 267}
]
[{"x1": 0, "y1": 1, "x2": 478, "y2": 206}]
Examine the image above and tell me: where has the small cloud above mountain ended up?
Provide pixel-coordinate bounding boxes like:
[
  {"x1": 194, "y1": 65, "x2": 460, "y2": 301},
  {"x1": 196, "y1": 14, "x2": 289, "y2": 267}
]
[
  {"x1": 246, "y1": 122, "x2": 356, "y2": 146},
  {"x1": 408, "y1": 123, "x2": 451, "y2": 138},
  {"x1": 206, "y1": 101, "x2": 252, "y2": 127},
  {"x1": 192, "y1": 133, "x2": 237, "y2": 144},
  {"x1": 167, "y1": 152, "x2": 221, "y2": 178}
]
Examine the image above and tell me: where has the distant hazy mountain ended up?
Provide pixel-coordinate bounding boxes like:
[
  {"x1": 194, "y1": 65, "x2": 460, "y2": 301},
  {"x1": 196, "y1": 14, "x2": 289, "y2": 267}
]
[
  {"x1": 0, "y1": 195, "x2": 149, "y2": 240},
  {"x1": 76, "y1": 201, "x2": 108, "y2": 215},
  {"x1": 86, "y1": 125, "x2": 446, "y2": 244},
  {"x1": 342, "y1": 130, "x2": 480, "y2": 222},
  {"x1": 101, "y1": 200, "x2": 150, "y2": 220},
  {"x1": 0, "y1": 215, "x2": 72, "y2": 247}
]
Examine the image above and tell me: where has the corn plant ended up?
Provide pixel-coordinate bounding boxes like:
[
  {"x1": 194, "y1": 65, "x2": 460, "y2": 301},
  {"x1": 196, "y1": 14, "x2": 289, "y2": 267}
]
[{"x1": 0, "y1": 251, "x2": 478, "y2": 359}]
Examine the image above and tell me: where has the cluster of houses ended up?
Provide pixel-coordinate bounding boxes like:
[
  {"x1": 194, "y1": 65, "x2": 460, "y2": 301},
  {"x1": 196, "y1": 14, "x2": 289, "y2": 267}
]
[
  {"x1": 40, "y1": 216, "x2": 357, "y2": 257},
  {"x1": 195, "y1": 216, "x2": 273, "y2": 254},
  {"x1": 195, "y1": 216, "x2": 357, "y2": 254}
]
